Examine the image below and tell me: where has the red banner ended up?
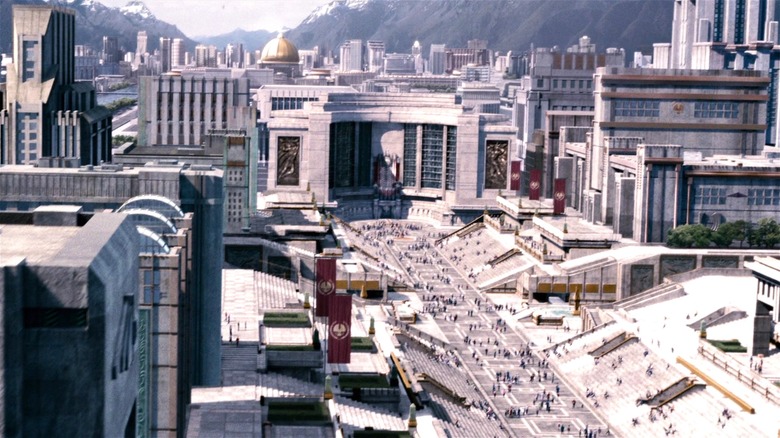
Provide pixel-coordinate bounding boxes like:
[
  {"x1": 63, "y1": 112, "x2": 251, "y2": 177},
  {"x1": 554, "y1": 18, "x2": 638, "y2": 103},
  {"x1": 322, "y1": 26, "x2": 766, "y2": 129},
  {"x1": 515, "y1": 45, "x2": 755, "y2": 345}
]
[
  {"x1": 327, "y1": 293, "x2": 352, "y2": 363},
  {"x1": 315, "y1": 258, "x2": 336, "y2": 317},
  {"x1": 529, "y1": 170, "x2": 541, "y2": 200},
  {"x1": 553, "y1": 178, "x2": 566, "y2": 215},
  {"x1": 510, "y1": 161, "x2": 521, "y2": 191}
]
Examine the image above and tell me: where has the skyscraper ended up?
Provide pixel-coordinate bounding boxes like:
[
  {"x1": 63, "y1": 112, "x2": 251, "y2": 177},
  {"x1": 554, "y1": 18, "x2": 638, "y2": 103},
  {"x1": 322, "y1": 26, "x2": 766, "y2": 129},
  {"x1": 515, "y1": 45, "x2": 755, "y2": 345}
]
[
  {"x1": 171, "y1": 37, "x2": 185, "y2": 67},
  {"x1": 654, "y1": 0, "x2": 780, "y2": 144},
  {"x1": 102, "y1": 35, "x2": 119, "y2": 63},
  {"x1": 0, "y1": 5, "x2": 112, "y2": 165},
  {"x1": 159, "y1": 36, "x2": 172, "y2": 73},
  {"x1": 366, "y1": 40, "x2": 385, "y2": 73},
  {"x1": 340, "y1": 39, "x2": 364, "y2": 72},
  {"x1": 136, "y1": 30, "x2": 148, "y2": 55},
  {"x1": 429, "y1": 43, "x2": 447, "y2": 75}
]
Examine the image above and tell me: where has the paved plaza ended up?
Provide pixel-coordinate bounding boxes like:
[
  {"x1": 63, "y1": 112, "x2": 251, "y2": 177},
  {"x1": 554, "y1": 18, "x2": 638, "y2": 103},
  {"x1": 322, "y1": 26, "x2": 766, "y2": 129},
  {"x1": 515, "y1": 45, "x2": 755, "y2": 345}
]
[{"x1": 198, "y1": 219, "x2": 780, "y2": 438}]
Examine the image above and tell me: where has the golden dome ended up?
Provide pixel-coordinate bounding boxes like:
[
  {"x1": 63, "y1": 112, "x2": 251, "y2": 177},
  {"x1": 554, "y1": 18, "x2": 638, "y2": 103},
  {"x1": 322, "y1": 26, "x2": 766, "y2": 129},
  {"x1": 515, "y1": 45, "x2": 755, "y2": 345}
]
[{"x1": 260, "y1": 33, "x2": 300, "y2": 63}]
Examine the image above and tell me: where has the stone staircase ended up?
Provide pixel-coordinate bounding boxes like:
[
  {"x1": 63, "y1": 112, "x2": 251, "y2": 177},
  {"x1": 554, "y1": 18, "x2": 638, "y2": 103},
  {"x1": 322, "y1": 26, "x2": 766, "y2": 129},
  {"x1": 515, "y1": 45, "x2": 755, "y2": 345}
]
[
  {"x1": 613, "y1": 282, "x2": 686, "y2": 312},
  {"x1": 222, "y1": 343, "x2": 260, "y2": 387},
  {"x1": 334, "y1": 396, "x2": 406, "y2": 436},
  {"x1": 258, "y1": 372, "x2": 322, "y2": 398},
  {"x1": 427, "y1": 393, "x2": 505, "y2": 438}
]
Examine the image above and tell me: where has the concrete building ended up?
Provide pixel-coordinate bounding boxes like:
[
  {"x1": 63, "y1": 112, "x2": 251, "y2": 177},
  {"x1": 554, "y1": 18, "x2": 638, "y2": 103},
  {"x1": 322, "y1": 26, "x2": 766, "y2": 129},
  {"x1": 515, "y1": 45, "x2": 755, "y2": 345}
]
[
  {"x1": 383, "y1": 53, "x2": 416, "y2": 75},
  {"x1": 0, "y1": 5, "x2": 112, "y2": 166},
  {"x1": 258, "y1": 89, "x2": 517, "y2": 224},
  {"x1": 160, "y1": 37, "x2": 172, "y2": 73},
  {"x1": 340, "y1": 39, "x2": 364, "y2": 72},
  {"x1": 102, "y1": 35, "x2": 120, "y2": 64},
  {"x1": 0, "y1": 162, "x2": 225, "y2": 389},
  {"x1": 172, "y1": 38, "x2": 185, "y2": 68},
  {"x1": 556, "y1": 67, "x2": 771, "y2": 243},
  {"x1": 511, "y1": 38, "x2": 625, "y2": 197},
  {"x1": 429, "y1": 43, "x2": 447, "y2": 75},
  {"x1": 366, "y1": 40, "x2": 385, "y2": 73},
  {"x1": 445, "y1": 46, "x2": 489, "y2": 74},
  {"x1": 654, "y1": 0, "x2": 780, "y2": 145},
  {"x1": 194, "y1": 44, "x2": 217, "y2": 68},
  {"x1": 137, "y1": 68, "x2": 271, "y2": 147},
  {"x1": 0, "y1": 207, "x2": 139, "y2": 437}
]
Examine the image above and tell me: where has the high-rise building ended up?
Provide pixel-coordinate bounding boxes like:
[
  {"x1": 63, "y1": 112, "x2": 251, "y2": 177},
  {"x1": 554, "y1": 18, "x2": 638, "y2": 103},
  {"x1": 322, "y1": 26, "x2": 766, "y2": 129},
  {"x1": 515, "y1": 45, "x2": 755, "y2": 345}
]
[
  {"x1": 0, "y1": 5, "x2": 112, "y2": 166},
  {"x1": 654, "y1": 0, "x2": 780, "y2": 144},
  {"x1": 171, "y1": 37, "x2": 185, "y2": 67},
  {"x1": 339, "y1": 39, "x2": 364, "y2": 72},
  {"x1": 412, "y1": 40, "x2": 424, "y2": 73},
  {"x1": 429, "y1": 44, "x2": 447, "y2": 75},
  {"x1": 159, "y1": 36, "x2": 172, "y2": 73},
  {"x1": 101, "y1": 35, "x2": 119, "y2": 63},
  {"x1": 661, "y1": 0, "x2": 778, "y2": 69},
  {"x1": 366, "y1": 40, "x2": 385, "y2": 73},
  {"x1": 136, "y1": 30, "x2": 148, "y2": 56}
]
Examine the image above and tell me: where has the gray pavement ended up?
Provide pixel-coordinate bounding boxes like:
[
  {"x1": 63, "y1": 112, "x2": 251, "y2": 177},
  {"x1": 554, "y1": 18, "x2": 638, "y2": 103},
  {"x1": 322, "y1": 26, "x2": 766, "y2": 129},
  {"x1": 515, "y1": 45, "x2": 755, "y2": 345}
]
[{"x1": 355, "y1": 220, "x2": 608, "y2": 437}]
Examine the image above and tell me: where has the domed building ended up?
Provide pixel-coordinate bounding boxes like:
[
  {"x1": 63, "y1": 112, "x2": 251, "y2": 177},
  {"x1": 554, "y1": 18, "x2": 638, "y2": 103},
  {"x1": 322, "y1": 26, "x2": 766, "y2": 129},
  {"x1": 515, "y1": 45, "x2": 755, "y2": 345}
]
[{"x1": 258, "y1": 33, "x2": 301, "y2": 79}]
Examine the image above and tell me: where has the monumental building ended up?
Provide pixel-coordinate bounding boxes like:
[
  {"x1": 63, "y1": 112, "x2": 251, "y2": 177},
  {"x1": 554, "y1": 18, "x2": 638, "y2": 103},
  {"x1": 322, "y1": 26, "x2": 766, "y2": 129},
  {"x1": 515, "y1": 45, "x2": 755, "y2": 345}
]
[{"x1": 0, "y1": 5, "x2": 112, "y2": 166}]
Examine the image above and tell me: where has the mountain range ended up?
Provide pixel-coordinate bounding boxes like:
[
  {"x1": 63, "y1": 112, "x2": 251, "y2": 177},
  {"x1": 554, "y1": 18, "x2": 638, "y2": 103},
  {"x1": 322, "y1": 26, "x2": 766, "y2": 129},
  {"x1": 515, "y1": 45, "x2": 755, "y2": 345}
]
[
  {"x1": 286, "y1": 0, "x2": 675, "y2": 56},
  {"x1": 0, "y1": 0, "x2": 193, "y2": 55},
  {"x1": 2, "y1": 0, "x2": 675, "y2": 63}
]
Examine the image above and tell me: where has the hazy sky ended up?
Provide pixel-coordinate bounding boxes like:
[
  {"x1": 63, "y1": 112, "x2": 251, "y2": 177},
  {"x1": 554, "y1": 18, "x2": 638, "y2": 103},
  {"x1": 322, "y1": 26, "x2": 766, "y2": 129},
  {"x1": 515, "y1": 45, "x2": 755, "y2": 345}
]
[{"x1": 99, "y1": 0, "x2": 330, "y2": 37}]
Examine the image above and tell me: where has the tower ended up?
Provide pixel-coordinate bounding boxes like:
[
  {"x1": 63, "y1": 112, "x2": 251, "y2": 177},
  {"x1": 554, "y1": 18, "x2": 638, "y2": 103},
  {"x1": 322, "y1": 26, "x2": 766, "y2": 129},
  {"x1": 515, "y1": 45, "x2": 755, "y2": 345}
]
[
  {"x1": 340, "y1": 39, "x2": 364, "y2": 71},
  {"x1": 366, "y1": 40, "x2": 385, "y2": 73},
  {"x1": 171, "y1": 38, "x2": 185, "y2": 67},
  {"x1": 159, "y1": 37, "x2": 172, "y2": 73},
  {"x1": 0, "y1": 5, "x2": 111, "y2": 165}
]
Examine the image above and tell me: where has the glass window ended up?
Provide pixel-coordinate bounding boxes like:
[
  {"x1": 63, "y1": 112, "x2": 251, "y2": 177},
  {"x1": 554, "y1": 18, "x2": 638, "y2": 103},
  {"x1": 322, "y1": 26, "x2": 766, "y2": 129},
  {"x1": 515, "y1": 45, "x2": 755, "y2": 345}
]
[
  {"x1": 694, "y1": 102, "x2": 739, "y2": 119},
  {"x1": 421, "y1": 125, "x2": 443, "y2": 189},
  {"x1": 613, "y1": 99, "x2": 659, "y2": 117},
  {"x1": 403, "y1": 124, "x2": 417, "y2": 187}
]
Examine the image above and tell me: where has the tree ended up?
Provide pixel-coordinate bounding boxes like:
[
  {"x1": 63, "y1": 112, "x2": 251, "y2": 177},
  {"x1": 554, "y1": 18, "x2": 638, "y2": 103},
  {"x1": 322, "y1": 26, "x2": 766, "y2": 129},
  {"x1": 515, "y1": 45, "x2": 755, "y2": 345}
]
[
  {"x1": 751, "y1": 218, "x2": 780, "y2": 248},
  {"x1": 711, "y1": 220, "x2": 748, "y2": 248},
  {"x1": 666, "y1": 224, "x2": 712, "y2": 248}
]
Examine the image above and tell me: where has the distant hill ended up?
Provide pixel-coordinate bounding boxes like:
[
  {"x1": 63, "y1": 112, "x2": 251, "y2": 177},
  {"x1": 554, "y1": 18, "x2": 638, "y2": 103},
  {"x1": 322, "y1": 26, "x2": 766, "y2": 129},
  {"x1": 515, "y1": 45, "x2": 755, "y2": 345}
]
[
  {"x1": 285, "y1": 0, "x2": 674, "y2": 57},
  {"x1": 1, "y1": 0, "x2": 194, "y2": 55}
]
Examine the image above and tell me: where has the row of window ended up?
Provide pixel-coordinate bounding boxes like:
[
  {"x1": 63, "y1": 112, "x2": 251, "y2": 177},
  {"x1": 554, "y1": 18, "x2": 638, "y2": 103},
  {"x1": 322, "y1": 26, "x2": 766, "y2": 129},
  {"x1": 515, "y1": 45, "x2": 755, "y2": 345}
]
[
  {"x1": 552, "y1": 79, "x2": 593, "y2": 90},
  {"x1": 613, "y1": 100, "x2": 741, "y2": 119},
  {"x1": 694, "y1": 102, "x2": 739, "y2": 119},
  {"x1": 613, "y1": 99, "x2": 660, "y2": 117},
  {"x1": 696, "y1": 188, "x2": 780, "y2": 206},
  {"x1": 551, "y1": 105, "x2": 593, "y2": 111}
]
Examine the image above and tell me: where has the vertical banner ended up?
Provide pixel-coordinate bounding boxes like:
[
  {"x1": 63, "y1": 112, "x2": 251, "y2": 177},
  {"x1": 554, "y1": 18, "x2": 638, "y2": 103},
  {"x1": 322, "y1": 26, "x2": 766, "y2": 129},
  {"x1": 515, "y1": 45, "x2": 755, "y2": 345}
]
[
  {"x1": 510, "y1": 160, "x2": 522, "y2": 191},
  {"x1": 529, "y1": 170, "x2": 542, "y2": 200},
  {"x1": 553, "y1": 178, "x2": 566, "y2": 214},
  {"x1": 315, "y1": 258, "x2": 336, "y2": 317},
  {"x1": 327, "y1": 293, "x2": 352, "y2": 364},
  {"x1": 395, "y1": 161, "x2": 401, "y2": 182},
  {"x1": 373, "y1": 159, "x2": 380, "y2": 185}
]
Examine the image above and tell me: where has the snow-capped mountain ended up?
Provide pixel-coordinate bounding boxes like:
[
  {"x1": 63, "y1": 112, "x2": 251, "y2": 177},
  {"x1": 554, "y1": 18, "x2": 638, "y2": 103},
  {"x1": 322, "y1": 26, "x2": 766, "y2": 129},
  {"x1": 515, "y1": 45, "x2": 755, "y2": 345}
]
[
  {"x1": 286, "y1": 0, "x2": 674, "y2": 57},
  {"x1": 1, "y1": 0, "x2": 192, "y2": 55},
  {"x1": 119, "y1": 0, "x2": 153, "y2": 20},
  {"x1": 302, "y1": 0, "x2": 373, "y2": 25}
]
